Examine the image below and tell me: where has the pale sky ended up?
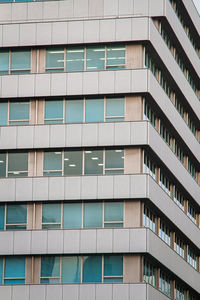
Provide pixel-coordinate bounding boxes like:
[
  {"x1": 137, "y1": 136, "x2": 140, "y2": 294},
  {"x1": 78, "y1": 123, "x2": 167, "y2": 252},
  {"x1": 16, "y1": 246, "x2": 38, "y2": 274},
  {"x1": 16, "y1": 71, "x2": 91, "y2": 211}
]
[{"x1": 193, "y1": 0, "x2": 200, "y2": 14}]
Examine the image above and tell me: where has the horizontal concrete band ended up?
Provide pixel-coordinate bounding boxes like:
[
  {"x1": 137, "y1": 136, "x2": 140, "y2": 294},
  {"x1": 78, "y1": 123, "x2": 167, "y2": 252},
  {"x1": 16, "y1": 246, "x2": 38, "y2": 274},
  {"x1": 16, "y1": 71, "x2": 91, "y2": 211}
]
[
  {"x1": 0, "y1": 228, "x2": 199, "y2": 294},
  {"x1": 0, "y1": 174, "x2": 199, "y2": 250},
  {"x1": 0, "y1": 120, "x2": 199, "y2": 206},
  {"x1": 0, "y1": 283, "x2": 169, "y2": 300}
]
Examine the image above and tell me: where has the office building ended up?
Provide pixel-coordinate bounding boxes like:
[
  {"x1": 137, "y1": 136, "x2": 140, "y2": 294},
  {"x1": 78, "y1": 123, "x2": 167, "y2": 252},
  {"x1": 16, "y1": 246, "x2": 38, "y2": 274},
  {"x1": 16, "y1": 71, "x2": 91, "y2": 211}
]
[{"x1": 0, "y1": 0, "x2": 199, "y2": 299}]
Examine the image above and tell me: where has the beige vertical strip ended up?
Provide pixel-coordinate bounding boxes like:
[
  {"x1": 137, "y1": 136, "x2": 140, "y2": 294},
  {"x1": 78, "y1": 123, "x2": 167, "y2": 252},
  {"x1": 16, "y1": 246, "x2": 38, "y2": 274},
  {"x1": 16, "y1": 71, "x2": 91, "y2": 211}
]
[
  {"x1": 30, "y1": 100, "x2": 36, "y2": 125},
  {"x1": 123, "y1": 255, "x2": 141, "y2": 283},
  {"x1": 33, "y1": 256, "x2": 41, "y2": 284},
  {"x1": 125, "y1": 96, "x2": 143, "y2": 121},
  {"x1": 38, "y1": 49, "x2": 46, "y2": 73},
  {"x1": 27, "y1": 204, "x2": 33, "y2": 230},
  {"x1": 31, "y1": 50, "x2": 37, "y2": 74},
  {"x1": 126, "y1": 44, "x2": 143, "y2": 69},
  {"x1": 124, "y1": 201, "x2": 141, "y2": 227},
  {"x1": 25, "y1": 257, "x2": 32, "y2": 284},
  {"x1": 35, "y1": 203, "x2": 42, "y2": 230},
  {"x1": 36, "y1": 152, "x2": 44, "y2": 176},
  {"x1": 37, "y1": 100, "x2": 45, "y2": 124},
  {"x1": 28, "y1": 152, "x2": 35, "y2": 177},
  {"x1": 124, "y1": 148, "x2": 141, "y2": 174}
]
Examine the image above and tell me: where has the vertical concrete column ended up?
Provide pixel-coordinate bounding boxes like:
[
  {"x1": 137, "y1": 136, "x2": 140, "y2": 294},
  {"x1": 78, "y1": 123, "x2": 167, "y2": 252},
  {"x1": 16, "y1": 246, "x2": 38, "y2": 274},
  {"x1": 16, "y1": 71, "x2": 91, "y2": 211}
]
[
  {"x1": 126, "y1": 44, "x2": 144, "y2": 69},
  {"x1": 156, "y1": 268, "x2": 160, "y2": 290},
  {"x1": 38, "y1": 49, "x2": 46, "y2": 73},
  {"x1": 25, "y1": 257, "x2": 33, "y2": 284},
  {"x1": 171, "y1": 232, "x2": 175, "y2": 250},
  {"x1": 37, "y1": 100, "x2": 45, "y2": 124},
  {"x1": 31, "y1": 50, "x2": 37, "y2": 74},
  {"x1": 125, "y1": 96, "x2": 143, "y2": 121},
  {"x1": 35, "y1": 204, "x2": 42, "y2": 230},
  {"x1": 30, "y1": 100, "x2": 36, "y2": 125},
  {"x1": 124, "y1": 148, "x2": 143, "y2": 174},
  {"x1": 33, "y1": 257, "x2": 41, "y2": 284},
  {"x1": 28, "y1": 152, "x2": 35, "y2": 177},
  {"x1": 124, "y1": 201, "x2": 143, "y2": 227},
  {"x1": 171, "y1": 280, "x2": 175, "y2": 300},
  {"x1": 36, "y1": 152, "x2": 44, "y2": 176},
  {"x1": 27, "y1": 204, "x2": 33, "y2": 230},
  {"x1": 123, "y1": 255, "x2": 142, "y2": 283}
]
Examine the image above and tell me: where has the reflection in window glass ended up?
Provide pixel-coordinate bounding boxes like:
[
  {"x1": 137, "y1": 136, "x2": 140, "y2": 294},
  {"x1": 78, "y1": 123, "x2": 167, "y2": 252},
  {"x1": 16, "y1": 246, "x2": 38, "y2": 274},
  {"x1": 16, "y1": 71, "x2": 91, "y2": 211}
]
[
  {"x1": 84, "y1": 150, "x2": 103, "y2": 175},
  {"x1": 104, "y1": 255, "x2": 123, "y2": 282},
  {"x1": 86, "y1": 46, "x2": 105, "y2": 71},
  {"x1": 42, "y1": 204, "x2": 61, "y2": 229},
  {"x1": 0, "y1": 258, "x2": 2, "y2": 285},
  {"x1": 66, "y1": 47, "x2": 84, "y2": 72},
  {"x1": 106, "y1": 45, "x2": 125, "y2": 69},
  {"x1": 84, "y1": 203, "x2": 102, "y2": 228},
  {"x1": 6, "y1": 205, "x2": 27, "y2": 230},
  {"x1": 83, "y1": 256, "x2": 102, "y2": 283},
  {"x1": 106, "y1": 98, "x2": 124, "y2": 122},
  {"x1": 0, "y1": 102, "x2": 8, "y2": 125},
  {"x1": 65, "y1": 99, "x2": 83, "y2": 123},
  {"x1": 11, "y1": 50, "x2": 30, "y2": 74},
  {"x1": 104, "y1": 202, "x2": 123, "y2": 228},
  {"x1": 105, "y1": 149, "x2": 124, "y2": 174},
  {"x1": 64, "y1": 151, "x2": 82, "y2": 175},
  {"x1": 4, "y1": 257, "x2": 25, "y2": 284},
  {"x1": 62, "y1": 256, "x2": 81, "y2": 283},
  {"x1": 9, "y1": 102, "x2": 29, "y2": 125},
  {"x1": 8, "y1": 153, "x2": 28, "y2": 177},
  {"x1": 46, "y1": 48, "x2": 64, "y2": 72},
  {"x1": 85, "y1": 98, "x2": 104, "y2": 122},
  {"x1": 0, "y1": 153, "x2": 6, "y2": 177},
  {"x1": 43, "y1": 152, "x2": 62, "y2": 176},
  {"x1": 63, "y1": 203, "x2": 82, "y2": 229},
  {"x1": 45, "y1": 100, "x2": 63, "y2": 124},
  {"x1": 0, "y1": 51, "x2": 9, "y2": 74},
  {"x1": 41, "y1": 256, "x2": 60, "y2": 283}
]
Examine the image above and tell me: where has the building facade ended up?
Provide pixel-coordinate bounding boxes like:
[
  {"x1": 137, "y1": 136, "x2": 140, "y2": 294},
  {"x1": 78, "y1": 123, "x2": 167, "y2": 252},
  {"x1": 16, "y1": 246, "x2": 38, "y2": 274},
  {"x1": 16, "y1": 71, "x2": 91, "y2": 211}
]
[{"x1": 0, "y1": 0, "x2": 199, "y2": 299}]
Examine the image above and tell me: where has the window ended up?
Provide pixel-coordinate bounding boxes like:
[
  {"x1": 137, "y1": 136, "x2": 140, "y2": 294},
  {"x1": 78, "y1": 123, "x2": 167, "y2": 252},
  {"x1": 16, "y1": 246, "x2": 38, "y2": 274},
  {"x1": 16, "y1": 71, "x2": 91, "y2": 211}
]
[
  {"x1": 187, "y1": 247, "x2": 197, "y2": 270},
  {"x1": 44, "y1": 100, "x2": 63, "y2": 124},
  {"x1": 144, "y1": 100, "x2": 156, "y2": 127},
  {"x1": 8, "y1": 152, "x2": 28, "y2": 177},
  {"x1": 104, "y1": 255, "x2": 123, "y2": 282},
  {"x1": 62, "y1": 256, "x2": 81, "y2": 283},
  {"x1": 175, "y1": 282, "x2": 185, "y2": 300},
  {"x1": 0, "y1": 153, "x2": 6, "y2": 178},
  {"x1": 83, "y1": 256, "x2": 102, "y2": 283},
  {"x1": 187, "y1": 203, "x2": 197, "y2": 224},
  {"x1": 6, "y1": 204, "x2": 27, "y2": 230},
  {"x1": 64, "y1": 150, "x2": 82, "y2": 175},
  {"x1": 143, "y1": 258, "x2": 156, "y2": 287},
  {"x1": 4, "y1": 257, "x2": 25, "y2": 284},
  {"x1": 41, "y1": 256, "x2": 60, "y2": 283},
  {"x1": 0, "y1": 50, "x2": 31, "y2": 74},
  {"x1": 159, "y1": 271, "x2": 171, "y2": 297},
  {"x1": 159, "y1": 172, "x2": 171, "y2": 197},
  {"x1": 160, "y1": 121, "x2": 172, "y2": 146},
  {"x1": 174, "y1": 187, "x2": 185, "y2": 211},
  {"x1": 159, "y1": 221, "x2": 171, "y2": 246},
  {"x1": 0, "y1": 206, "x2": 4, "y2": 230},
  {"x1": 174, "y1": 235, "x2": 185, "y2": 259},
  {"x1": 42, "y1": 204, "x2": 61, "y2": 229},
  {"x1": 44, "y1": 97, "x2": 124, "y2": 125},
  {"x1": 0, "y1": 101, "x2": 30, "y2": 126},
  {"x1": 143, "y1": 206, "x2": 156, "y2": 232},
  {"x1": 0, "y1": 102, "x2": 8, "y2": 125},
  {"x1": 42, "y1": 201, "x2": 124, "y2": 229},
  {"x1": 105, "y1": 149, "x2": 124, "y2": 174},
  {"x1": 45, "y1": 45, "x2": 125, "y2": 73},
  {"x1": 144, "y1": 153, "x2": 156, "y2": 180},
  {"x1": 43, "y1": 151, "x2": 62, "y2": 176}
]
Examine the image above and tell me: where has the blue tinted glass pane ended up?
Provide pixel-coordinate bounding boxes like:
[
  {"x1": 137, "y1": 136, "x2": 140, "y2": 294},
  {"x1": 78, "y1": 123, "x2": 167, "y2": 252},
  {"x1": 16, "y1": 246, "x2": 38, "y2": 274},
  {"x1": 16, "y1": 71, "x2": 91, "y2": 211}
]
[
  {"x1": 5, "y1": 257, "x2": 25, "y2": 278},
  {"x1": 62, "y1": 256, "x2": 81, "y2": 283},
  {"x1": 0, "y1": 205, "x2": 5, "y2": 230},
  {"x1": 45, "y1": 100, "x2": 63, "y2": 120},
  {"x1": 41, "y1": 256, "x2": 60, "y2": 277},
  {"x1": 65, "y1": 99, "x2": 83, "y2": 123},
  {"x1": 105, "y1": 150, "x2": 124, "y2": 169},
  {"x1": 104, "y1": 255, "x2": 123, "y2": 276},
  {"x1": 11, "y1": 50, "x2": 30, "y2": 70},
  {"x1": 84, "y1": 150, "x2": 103, "y2": 175},
  {"x1": 4, "y1": 279, "x2": 25, "y2": 284},
  {"x1": 86, "y1": 46, "x2": 105, "y2": 71},
  {"x1": 0, "y1": 258, "x2": 3, "y2": 284},
  {"x1": 106, "y1": 45, "x2": 125, "y2": 67},
  {"x1": 66, "y1": 47, "x2": 84, "y2": 72},
  {"x1": 0, "y1": 51, "x2": 9, "y2": 73},
  {"x1": 64, "y1": 151, "x2": 82, "y2": 175},
  {"x1": 40, "y1": 278, "x2": 60, "y2": 284},
  {"x1": 85, "y1": 99, "x2": 104, "y2": 122},
  {"x1": 63, "y1": 203, "x2": 82, "y2": 229},
  {"x1": 9, "y1": 102, "x2": 29, "y2": 121},
  {"x1": 104, "y1": 202, "x2": 123, "y2": 222},
  {"x1": 8, "y1": 153, "x2": 28, "y2": 172},
  {"x1": 106, "y1": 98, "x2": 124, "y2": 117},
  {"x1": 0, "y1": 153, "x2": 6, "y2": 177},
  {"x1": 7, "y1": 205, "x2": 27, "y2": 224},
  {"x1": 46, "y1": 48, "x2": 64, "y2": 70},
  {"x1": 44, "y1": 152, "x2": 62, "y2": 171},
  {"x1": 42, "y1": 204, "x2": 61, "y2": 224},
  {"x1": 83, "y1": 256, "x2": 102, "y2": 283},
  {"x1": 104, "y1": 277, "x2": 123, "y2": 283},
  {"x1": 0, "y1": 102, "x2": 8, "y2": 125},
  {"x1": 84, "y1": 203, "x2": 102, "y2": 228}
]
